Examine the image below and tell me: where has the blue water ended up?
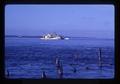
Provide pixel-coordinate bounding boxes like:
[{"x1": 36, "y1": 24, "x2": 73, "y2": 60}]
[{"x1": 5, "y1": 37, "x2": 114, "y2": 79}]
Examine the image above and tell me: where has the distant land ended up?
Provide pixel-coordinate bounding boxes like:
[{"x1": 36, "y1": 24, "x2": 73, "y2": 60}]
[
  {"x1": 5, "y1": 35, "x2": 42, "y2": 38},
  {"x1": 5, "y1": 35, "x2": 114, "y2": 40},
  {"x1": 5, "y1": 35, "x2": 91, "y2": 38}
]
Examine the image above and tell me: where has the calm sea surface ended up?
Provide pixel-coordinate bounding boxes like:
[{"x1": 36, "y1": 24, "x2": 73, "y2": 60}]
[{"x1": 5, "y1": 37, "x2": 114, "y2": 79}]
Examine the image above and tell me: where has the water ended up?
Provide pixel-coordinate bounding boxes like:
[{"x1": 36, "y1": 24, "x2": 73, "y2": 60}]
[{"x1": 5, "y1": 37, "x2": 114, "y2": 79}]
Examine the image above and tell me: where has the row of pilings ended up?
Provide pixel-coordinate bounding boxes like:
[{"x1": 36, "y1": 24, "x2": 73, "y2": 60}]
[
  {"x1": 40, "y1": 48, "x2": 103, "y2": 79},
  {"x1": 6, "y1": 48, "x2": 104, "y2": 79}
]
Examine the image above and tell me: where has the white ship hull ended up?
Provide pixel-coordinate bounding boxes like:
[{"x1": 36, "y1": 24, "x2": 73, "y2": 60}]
[
  {"x1": 40, "y1": 37, "x2": 61, "y2": 40},
  {"x1": 40, "y1": 37, "x2": 69, "y2": 40}
]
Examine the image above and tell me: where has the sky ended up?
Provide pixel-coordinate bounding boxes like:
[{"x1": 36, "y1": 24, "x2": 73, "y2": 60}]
[{"x1": 5, "y1": 5, "x2": 114, "y2": 38}]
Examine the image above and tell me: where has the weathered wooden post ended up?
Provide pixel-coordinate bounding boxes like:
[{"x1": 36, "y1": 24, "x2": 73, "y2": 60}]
[
  {"x1": 55, "y1": 57, "x2": 61, "y2": 70},
  {"x1": 57, "y1": 63, "x2": 63, "y2": 78},
  {"x1": 73, "y1": 67, "x2": 77, "y2": 73},
  {"x1": 41, "y1": 71, "x2": 46, "y2": 79},
  {"x1": 55, "y1": 58, "x2": 60, "y2": 66},
  {"x1": 55, "y1": 58, "x2": 63, "y2": 78},
  {"x1": 70, "y1": 63, "x2": 78, "y2": 73},
  {"x1": 98, "y1": 48, "x2": 102, "y2": 69},
  {"x1": 85, "y1": 66, "x2": 90, "y2": 70},
  {"x1": 6, "y1": 69, "x2": 9, "y2": 78}
]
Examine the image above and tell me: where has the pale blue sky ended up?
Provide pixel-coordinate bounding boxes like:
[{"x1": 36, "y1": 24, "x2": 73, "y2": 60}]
[{"x1": 5, "y1": 5, "x2": 114, "y2": 38}]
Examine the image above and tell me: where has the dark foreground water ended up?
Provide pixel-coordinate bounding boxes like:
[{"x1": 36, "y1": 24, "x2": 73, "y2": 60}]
[{"x1": 5, "y1": 37, "x2": 114, "y2": 79}]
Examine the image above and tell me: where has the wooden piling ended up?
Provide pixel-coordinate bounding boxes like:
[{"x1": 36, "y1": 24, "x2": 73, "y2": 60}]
[
  {"x1": 85, "y1": 66, "x2": 90, "y2": 70},
  {"x1": 55, "y1": 58, "x2": 61, "y2": 70},
  {"x1": 57, "y1": 63, "x2": 63, "y2": 78},
  {"x1": 6, "y1": 70, "x2": 9, "y2": 78},
  {"x1": 73, "y1": 67, "x2": 77, "y2": 73},
  {"x1": 55, "y1": 58, "x2": 60, "y2": 65},
  {"x1": 41, "y1": 71, "x2": 46, "y2": 79},
  {"x1": 55, "y1": 57, "x2": 64, "y2": 78},
  {"x1": 98, "y1": 48, "x2": 102, "y2": 69}
]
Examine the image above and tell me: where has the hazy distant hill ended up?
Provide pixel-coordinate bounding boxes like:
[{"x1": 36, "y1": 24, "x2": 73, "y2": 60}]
[
  {"x1": 5, "y1": 35, "x2": 42, "y2": 38},
  {"x1": 5, "y1": 35, "x2": 18, "y2": 37},
  {"x1": 5, "y1": 35, "x2": 113, "y2": 40}
]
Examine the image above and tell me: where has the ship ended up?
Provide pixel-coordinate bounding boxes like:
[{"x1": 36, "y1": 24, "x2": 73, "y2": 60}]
[{"x1": 40, "y1": 33, "x2": 69, "y2": 40}]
